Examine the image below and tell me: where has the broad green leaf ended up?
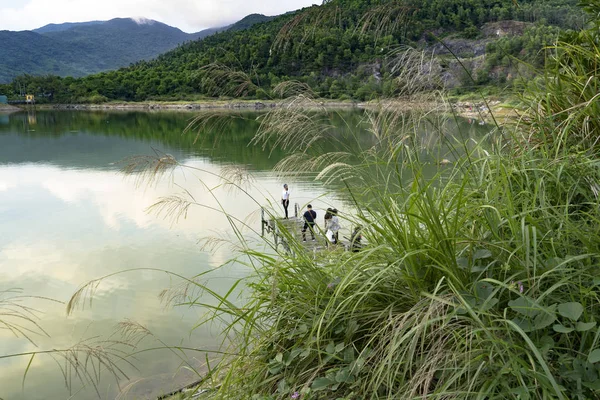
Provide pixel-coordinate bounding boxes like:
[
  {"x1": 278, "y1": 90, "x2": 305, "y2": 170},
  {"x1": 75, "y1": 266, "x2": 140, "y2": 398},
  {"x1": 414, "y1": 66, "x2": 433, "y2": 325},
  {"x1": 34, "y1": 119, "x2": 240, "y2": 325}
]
[
  {"x1": 479, "y1": 297, "x2": 499, "y2": 311},
  {"x1": 582, "y1": 380, "x2": 600, "y2": 390},
  {"x1": 576, "y1": 321, "x2": 596, "y2": 332},
  {"x1": 343, "y1": 346, "x2": 355, "y2": 363},
  {"x1": 456, "y1": 257, "x2": 469, "y2": 269},
  {"x1": 533, "y1": 310, "x2": 556, "y2": 330},
  {"x1": 268, "y1": 364, "x2": 282, "y2": 375},
  {"x1": 351, "y1": 357, "x2": 365, "y2": 372},
  {"x1": 290, "y1": 348, "x2": 304, "y2": 360},
  {"x1": 456, "y1": 294, "x2": 476, "y2": 314},
  {"x1": 301, "y1": 348, "x2": 311, "y2": 359},
  {"x1": 573, "y1": 358, "x2": 598, "y2": 382},
  {"x1": 512, "y1": 317, "x2": 534, "y2": 333},
  {"x1": 509, "y1": 297, "x2": 542, "y2": 318},
  {"x1": 589, "y1": 349, "x2": 600, "y2": 364},
  {"x1": 312, "y1": 377, "x2": 334, "y2": 391},
  {"x1": 277, "y1": 379, "x2": 289, "y2": 393},
  {"x1": 346, "y1": 320, "x2": 359, "y2": 337},
  {"x1": 539, "y1": 335, "x2": 554, "y2": 355},
  {"x1": 558, "y1": 302, "x2": 583, "y2": 321},
  {"x1": 553, "y1": 324, "x2": 574, "y2": 333},
  {"x1": 275, "y1": 352, "x2": 283, "y2": 363},
  {"x1": 335, "y1": 342, "x2": 345, "y2": 353},
  {"x1": 284, "y1": 348, "x2": 304, "y2": 366},
  {"x1": 335, "y1": 368, "x2": 352, "y2": 383},
  {"x1": 474, "y1": 281, "x2": 494, "y2": 300},
  {"x1": 325, "y1": 342, "x2": 335, "y2": 354},
  {"x1": 473, "y1": 249, "x2": 492, "y2": 260}
]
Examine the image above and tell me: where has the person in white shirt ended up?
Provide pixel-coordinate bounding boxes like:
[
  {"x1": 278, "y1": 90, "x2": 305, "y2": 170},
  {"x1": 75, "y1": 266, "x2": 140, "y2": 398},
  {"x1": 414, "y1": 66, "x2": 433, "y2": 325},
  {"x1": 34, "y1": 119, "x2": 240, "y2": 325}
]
[
  {"x1": 324, "y1": 208, "x2": 340, "y2": 244},
  {"x1": 281, "y1": 184, "x2": 290, "y2": 219}
]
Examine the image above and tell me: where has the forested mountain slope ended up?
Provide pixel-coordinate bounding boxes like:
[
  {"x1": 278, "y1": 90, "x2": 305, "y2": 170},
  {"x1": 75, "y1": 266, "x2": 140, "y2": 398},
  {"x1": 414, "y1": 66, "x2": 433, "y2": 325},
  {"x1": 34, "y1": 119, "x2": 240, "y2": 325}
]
[
  {"x1": 0, "y1": 0, "x2": 584, "y2": 102},
  {"x1": 0, "y1": 15, "x2": 272, "y2": 83},
  {"x1": 33, "y1": 21, "x2": 105, "y2": 34}
]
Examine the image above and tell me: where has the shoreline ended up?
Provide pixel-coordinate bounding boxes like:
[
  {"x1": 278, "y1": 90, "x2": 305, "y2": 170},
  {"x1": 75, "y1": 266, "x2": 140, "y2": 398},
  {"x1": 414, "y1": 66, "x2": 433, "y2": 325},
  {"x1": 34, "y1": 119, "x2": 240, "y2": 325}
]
[
  {"x1": 0, "y1": 104, "x2": 21, "y2": 113},
  {"x1": 33, "y1": 99, "x2": 361, "y2": 111},
  {"x1": 12, "y1": 98, "x2": 517, "y2": 121}
]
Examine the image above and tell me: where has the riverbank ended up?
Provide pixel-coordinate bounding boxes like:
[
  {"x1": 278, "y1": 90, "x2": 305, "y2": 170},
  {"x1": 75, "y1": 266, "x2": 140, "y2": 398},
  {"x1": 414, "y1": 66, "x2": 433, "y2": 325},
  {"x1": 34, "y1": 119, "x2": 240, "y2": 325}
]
[
  {"x1": 35, "y1": 99, "x2": 359, "y2": 111},
  {"x1": 24, "y1": 97, "x2": 519, "y2": 121},
  {"x1": 0, "y1": 104, "x2": 20, "y2": 112}
]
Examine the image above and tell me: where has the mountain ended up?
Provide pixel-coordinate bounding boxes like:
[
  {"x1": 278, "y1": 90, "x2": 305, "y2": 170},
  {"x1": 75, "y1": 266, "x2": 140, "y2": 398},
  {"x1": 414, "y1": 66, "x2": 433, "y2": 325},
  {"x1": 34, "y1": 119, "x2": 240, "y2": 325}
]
[
  {"x1": 0, "y1": 0, "x2": 583, "y2": 101},
  {"x1": 226, "y1": 14, "x2": 275, "y2": 31},
  {"x1": 189, "y1": 14, "x2": 275, "y2": 38},
  {"x1": 0, "y1": 30, "x2": 98, "y2": 80},
  {"x1": 0, "y1": 15, "x2": 272, "y2": 83},
  {"x1": 41, "y1": 18, "x2": 199, "y2": 66},
  {"x1": 33, "y1": 21, "x2": 105, "y2": 34}
]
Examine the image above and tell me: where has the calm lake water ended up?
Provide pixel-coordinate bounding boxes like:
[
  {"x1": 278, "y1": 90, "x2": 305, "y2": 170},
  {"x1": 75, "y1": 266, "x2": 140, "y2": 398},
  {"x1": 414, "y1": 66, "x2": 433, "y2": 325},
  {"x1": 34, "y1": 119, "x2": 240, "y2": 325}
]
[{"x1": 0, "y1": 109, "x2": 490, "y2": 399}]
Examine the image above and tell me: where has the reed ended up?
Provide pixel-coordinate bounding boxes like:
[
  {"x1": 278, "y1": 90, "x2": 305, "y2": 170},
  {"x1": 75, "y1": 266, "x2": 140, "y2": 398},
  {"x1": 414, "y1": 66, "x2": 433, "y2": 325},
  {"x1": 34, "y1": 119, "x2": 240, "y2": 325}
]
[
  {"x1": 157, "y1": 4, "x2": 600, "y2": 399},
  {"x1": 8, "y1": 2, "x2": 600, "y2": 399}
]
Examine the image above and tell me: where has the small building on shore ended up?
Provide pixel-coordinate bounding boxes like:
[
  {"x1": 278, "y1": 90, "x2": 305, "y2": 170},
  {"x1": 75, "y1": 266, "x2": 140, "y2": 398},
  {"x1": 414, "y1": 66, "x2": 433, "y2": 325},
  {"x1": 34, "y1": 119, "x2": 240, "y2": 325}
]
[{"x1": 0, "y1": 95, "x2": 7, "y2": 104}]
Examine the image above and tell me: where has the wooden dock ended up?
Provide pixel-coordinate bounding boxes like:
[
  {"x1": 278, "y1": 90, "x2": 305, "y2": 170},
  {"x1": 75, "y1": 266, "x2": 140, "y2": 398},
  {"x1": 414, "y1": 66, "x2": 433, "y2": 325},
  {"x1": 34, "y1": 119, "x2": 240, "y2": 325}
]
[{"x1": 261, "y1": 204, "x2": 348, "y2": 254}]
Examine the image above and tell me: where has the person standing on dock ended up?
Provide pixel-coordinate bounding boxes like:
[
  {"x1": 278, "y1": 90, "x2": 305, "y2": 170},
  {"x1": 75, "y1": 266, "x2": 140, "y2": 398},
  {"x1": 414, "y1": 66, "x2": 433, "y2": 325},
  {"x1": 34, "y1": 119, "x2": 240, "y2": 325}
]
[
  {"x1": 324, "y1": 208, "x2": 340, "y2": 244},
  {"x1": 331, "y1": 208, "x2": 341, "y2": 244},
  {"x1": 281, "y1": 184, "x2": 290, "y2": 219},
  {"x1": 302, "y1": 204, "x2": 317, "y2": 242}
]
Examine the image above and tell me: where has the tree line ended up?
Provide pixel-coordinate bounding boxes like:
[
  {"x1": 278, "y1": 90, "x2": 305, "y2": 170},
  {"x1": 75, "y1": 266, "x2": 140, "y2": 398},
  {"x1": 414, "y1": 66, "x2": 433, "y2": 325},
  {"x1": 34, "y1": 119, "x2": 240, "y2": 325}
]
[{"x1": 0, "y1": 0, "x2": 584, "y2": 103}]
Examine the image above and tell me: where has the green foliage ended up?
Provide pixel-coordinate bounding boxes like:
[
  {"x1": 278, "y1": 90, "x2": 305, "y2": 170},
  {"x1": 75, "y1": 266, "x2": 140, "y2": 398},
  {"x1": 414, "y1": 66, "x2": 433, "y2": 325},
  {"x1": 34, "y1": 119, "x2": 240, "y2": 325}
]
[
  {"x1": 520, "y1": 1, "x2": 600, "y2": 155},
  {"x1": 4, "y1": 0, "x2": 586, "y2": 102},
  {"x1": 152, "y1": 3, "x2": 600, "y2": 399},
  {"x1": 0, "y1": 16, "x2": 269, "y2": 84},
  {"x1": 486, "y1": 24, "x2": 561, "y2": 71},
  {"x1": 182, "y1": 102, "x2": 600, "y2": 398}
]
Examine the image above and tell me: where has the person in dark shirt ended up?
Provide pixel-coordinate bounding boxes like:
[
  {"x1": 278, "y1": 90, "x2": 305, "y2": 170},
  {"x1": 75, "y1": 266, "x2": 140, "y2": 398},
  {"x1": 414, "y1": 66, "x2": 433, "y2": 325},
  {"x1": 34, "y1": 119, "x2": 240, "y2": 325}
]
[
  {"x1": 351, "y1": 225, "x2": 363, "y2": 252},
  {"x1": 302, "y1": 204, "x2": 317, "y2": 242}
]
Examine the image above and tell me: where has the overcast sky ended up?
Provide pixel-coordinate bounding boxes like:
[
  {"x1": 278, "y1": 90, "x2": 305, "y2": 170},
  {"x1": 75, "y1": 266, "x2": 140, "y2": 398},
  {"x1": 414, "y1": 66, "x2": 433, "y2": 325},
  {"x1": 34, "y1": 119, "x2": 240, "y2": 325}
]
[{"x1": 0, "y1": 0, "x2": 318, "y2": 32}]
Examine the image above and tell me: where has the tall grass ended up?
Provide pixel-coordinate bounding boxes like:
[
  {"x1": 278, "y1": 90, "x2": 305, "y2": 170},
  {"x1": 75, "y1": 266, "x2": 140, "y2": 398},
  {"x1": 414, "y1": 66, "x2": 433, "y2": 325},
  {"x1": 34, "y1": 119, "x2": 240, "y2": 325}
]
[
  {"x1": 186, "y1": 109, "x2": 600, "y2": 398},
  {"x1": 9, "y1": 2, "x2": 600, "y2": 399},
  {"x1": 157, "y1": 7, "x2": 600, "y2": 400}
]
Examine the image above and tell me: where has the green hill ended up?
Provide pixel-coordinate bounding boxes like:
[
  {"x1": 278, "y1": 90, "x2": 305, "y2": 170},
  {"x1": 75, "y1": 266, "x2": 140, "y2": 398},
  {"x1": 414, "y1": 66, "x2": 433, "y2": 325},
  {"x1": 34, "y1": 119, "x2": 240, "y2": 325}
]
[
  {"x1": 0, "y1": 0, "x2": 584, "y2": 101},
  {"x1": 0, "y1": 15, "x2": 272, "y2": 84}
]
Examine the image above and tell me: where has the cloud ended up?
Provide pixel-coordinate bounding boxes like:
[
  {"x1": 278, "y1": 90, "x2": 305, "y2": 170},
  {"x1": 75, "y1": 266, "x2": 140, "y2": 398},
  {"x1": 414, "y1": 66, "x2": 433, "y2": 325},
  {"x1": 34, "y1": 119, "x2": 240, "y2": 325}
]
[
  {"x1": 0, "y1": 181, "x2": 15, "y2": 191},
  {"x1": 0, "y1": 0, "x2": 318, "y2": 33}
]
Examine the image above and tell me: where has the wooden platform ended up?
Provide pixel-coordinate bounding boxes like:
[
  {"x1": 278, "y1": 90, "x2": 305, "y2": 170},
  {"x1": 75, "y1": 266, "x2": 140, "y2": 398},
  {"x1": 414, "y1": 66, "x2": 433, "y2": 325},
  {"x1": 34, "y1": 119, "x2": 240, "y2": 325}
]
[
  {"x1": 261, "y1": 205, "x2": 351, "y2": 254},
  {"x1": 264, "y1": 216, "x2": 328, "y2": 252}
]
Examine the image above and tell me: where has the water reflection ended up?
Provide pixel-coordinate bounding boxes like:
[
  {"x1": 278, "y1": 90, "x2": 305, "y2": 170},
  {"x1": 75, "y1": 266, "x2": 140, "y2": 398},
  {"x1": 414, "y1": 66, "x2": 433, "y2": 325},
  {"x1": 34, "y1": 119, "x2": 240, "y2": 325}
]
[
  {"x1": 0, "y1": 110, "x2": 287, "y2": 170},
  {"x1": 0, "y1": 110, "x2": 346, "y2": 400},
  {"x1": 0, "y1": 109, "x2": 491, "y2": 399}
]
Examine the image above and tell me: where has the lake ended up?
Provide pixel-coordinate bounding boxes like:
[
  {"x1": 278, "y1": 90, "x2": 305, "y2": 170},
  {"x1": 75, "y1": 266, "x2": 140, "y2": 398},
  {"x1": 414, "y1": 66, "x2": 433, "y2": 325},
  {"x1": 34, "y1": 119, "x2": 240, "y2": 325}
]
[{"x1": 0, "y1": 109, "x2": 491, "y2": 399}]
